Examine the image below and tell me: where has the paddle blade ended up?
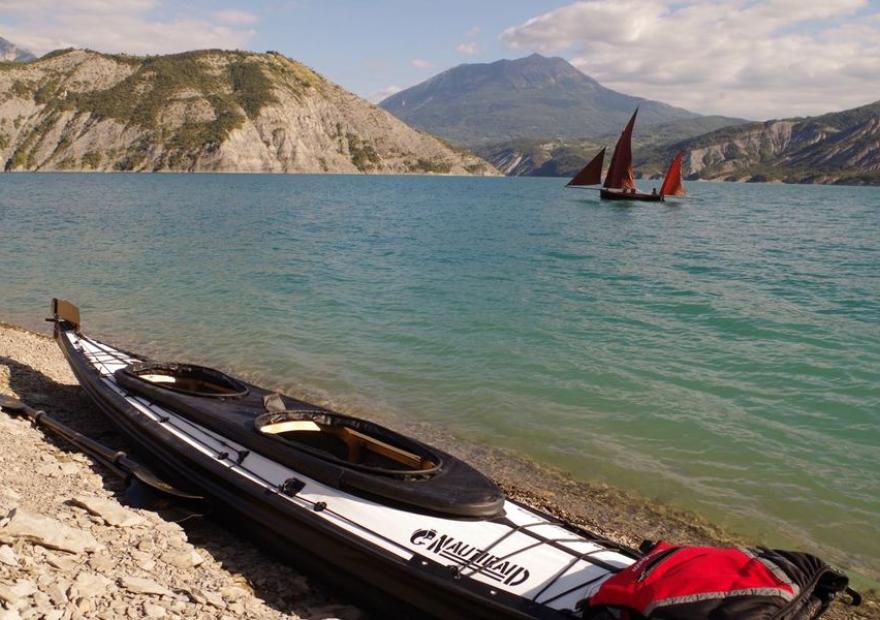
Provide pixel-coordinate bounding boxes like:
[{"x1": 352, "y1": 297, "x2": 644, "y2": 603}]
[
  {"x1": 123, "y1": 478, "x2": 208, "y2": 522},
  {"x1": 0, "y1": 396, "x2": 28, "y2": 414},
  {"x1": 122, "y1": 459, "x2": 205, "y2": 500}
]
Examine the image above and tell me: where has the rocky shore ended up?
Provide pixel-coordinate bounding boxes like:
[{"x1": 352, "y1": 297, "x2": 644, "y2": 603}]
[{"x1": 1, "y1": 322, "x2": 875, "y2": 619}]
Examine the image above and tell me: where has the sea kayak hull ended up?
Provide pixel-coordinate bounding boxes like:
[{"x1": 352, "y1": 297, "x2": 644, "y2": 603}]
[{"x1": 53, "y1": 305, "x2": 637, "y2": 620}]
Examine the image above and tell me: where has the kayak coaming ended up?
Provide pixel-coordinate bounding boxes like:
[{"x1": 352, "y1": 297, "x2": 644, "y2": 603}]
[
  {"x1": 112, "y1": 361, "x2": 503, "y2": 518},
  {"x1": 55, "y1": 322, "x2": 638, "y2": 619}
]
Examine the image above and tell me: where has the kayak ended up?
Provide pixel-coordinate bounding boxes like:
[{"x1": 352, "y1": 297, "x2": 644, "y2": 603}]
[{"x1": 51, "y1": 299, "x2": 639, "y2": 619}]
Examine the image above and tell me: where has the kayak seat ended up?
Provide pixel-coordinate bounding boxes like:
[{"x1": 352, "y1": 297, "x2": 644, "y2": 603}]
[
  {"x1": 113, "y1": 364, "x2": 505, "y2": 518},
  {"x1": 121, "y1": 362, "x2": 248, "y2": 398},
  {"x1": 256, "y1": 410, "x2": 440, "y2": 475}
]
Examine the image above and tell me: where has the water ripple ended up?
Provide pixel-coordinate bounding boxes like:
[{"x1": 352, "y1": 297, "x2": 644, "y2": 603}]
[{"x1": 1, "y1": 174, "x2": 878, "y2": 578}]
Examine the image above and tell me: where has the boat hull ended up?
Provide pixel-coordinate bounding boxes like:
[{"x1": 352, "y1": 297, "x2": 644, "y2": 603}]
[
  {"x1": 599, "y1": 188, "x2": 664, "y2": 202},
  {"x1": 53, "y1": 320, "x2": 636, "y2": 620}
]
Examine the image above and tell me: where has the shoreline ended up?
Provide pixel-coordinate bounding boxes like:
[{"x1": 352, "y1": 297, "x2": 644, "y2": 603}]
[
  {"x1": 2, "y1": 170, "x2": 880, "y2": 187},
  {"x1": 1, "y1": 320, "x2": 875, "y2": 619}
]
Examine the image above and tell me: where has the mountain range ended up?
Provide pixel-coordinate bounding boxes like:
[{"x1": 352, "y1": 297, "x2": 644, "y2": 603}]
[
  {"x1": 379, "y1": 54, "x2": 724, "y2": 146},
  {"x1": 477, "y1": 115, "x2": 747, "y2": 177},
  {"x1": 634, "y1": 100, "x2": 880, "y2": 185},
  {"x1": 1, "y1": 39, "x2": 876, "y2": 185},
  {"x1": 0, "y1": 48, "x2": 496, "y2": 175},
  {"x1": 0, "y1": 37, "x2": 35, "y2": 62}
]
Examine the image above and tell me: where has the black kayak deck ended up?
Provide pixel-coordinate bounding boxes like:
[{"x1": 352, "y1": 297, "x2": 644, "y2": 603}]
[{"x1": 113, "y1": 363, "x2": 504, "y2": 518}]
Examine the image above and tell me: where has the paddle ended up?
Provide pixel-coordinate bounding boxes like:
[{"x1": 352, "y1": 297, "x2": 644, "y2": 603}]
[{"x1": 0, "y1": 395, "x2": 203, "y2": 501}]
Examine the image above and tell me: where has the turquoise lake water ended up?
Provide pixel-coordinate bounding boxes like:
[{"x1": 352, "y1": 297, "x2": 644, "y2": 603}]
[{"x1": 1, "y1": 173, "x2": 878, "y2": 579}]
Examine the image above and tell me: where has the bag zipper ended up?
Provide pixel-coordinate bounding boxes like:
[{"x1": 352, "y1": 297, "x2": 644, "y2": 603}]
[{"x1": 638, "y1": 547, "x2": 681, "y2": 582}]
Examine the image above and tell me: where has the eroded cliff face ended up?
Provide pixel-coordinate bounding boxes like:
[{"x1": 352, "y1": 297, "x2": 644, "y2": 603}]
[
  {"x1": 0, "y1": 49, "x2": 497, "y2": 175},
  {"x1": 647, "y1": 104, "x2": 880, "y2": 185}
]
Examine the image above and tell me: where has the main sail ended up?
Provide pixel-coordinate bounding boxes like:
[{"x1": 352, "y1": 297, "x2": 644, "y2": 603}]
[
  {"x1": 659, "y1": 152, "x2": 686, "y2": 196},
  {"x1": 603, "y1": 109, "x2": 638, "y2": 190},
  {"x1": 567, "y1": 148, "x2": 605, "y2": 186}
]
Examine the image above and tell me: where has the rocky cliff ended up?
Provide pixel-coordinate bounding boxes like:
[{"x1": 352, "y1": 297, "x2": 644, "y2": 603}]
[
  {"x1": 636, "y1": 101, "x2": 880, "y2": 185},
  {"x1": 0, "y1": 49, "x2": 497, "y2": 175},
  {"x1": 477, "y1": 116, "x2": 746, "y2": 177}
]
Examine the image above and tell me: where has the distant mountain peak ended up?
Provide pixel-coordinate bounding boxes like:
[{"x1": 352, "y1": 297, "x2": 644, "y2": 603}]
[
  {"x1": 379, "y1": 54, "x2": 696, "y2": 146},
  {"x1": 0, "y1": 37, "x2": 36, "y2": 62}
]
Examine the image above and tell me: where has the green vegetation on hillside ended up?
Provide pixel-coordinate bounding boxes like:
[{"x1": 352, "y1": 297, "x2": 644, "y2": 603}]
[
  {"x1": 42, "y1": 50, "x2": 281, "y2": 169},
  {"x1": 0, "y1": 47, "x2": 492, "y2": 175},
  {"x1": 346, "y1": 132, "x2": 381, "y2": 171},
  {"x1": 407, "y1": 158, "x2": 453, "y2": 174}
]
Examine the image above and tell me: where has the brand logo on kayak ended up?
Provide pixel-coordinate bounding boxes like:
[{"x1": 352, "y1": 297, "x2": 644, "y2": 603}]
[{"x1": 410, "y1": 529, "x2": 530, "y2": 587}]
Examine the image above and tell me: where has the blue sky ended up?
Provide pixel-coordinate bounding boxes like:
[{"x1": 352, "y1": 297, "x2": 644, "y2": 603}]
[
  {"x1": 251, "y1": 1, "x2": 575, "y2": 101},
  {"x1": 2, "y1": 0, "x2": 879, "y2": 119}
]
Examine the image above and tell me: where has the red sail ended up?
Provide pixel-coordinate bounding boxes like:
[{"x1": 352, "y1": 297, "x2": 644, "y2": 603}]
[
  {"x1": 567, "y1": 148, "x2": 605, "y2": 186},
  {"x1": 604, "y1": 109, "x2": 638, "y2": 190},
  {"x1": 659, "y1": 152, "x2": 686, "y2": 196},
  {"x1": 623, "y1": 163, "x2": 636, "y2": 191}
]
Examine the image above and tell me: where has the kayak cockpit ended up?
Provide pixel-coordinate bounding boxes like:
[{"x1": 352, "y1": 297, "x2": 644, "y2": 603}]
[
  {"x1": 123, "y1": 362, "x2": 248, "y2": 398},
  {"x1": 113, "y1": 359, "x2": 503, "y2": 517},
  {"x1": 256, "y1": 411, "x2": 439, "y2": 474}
]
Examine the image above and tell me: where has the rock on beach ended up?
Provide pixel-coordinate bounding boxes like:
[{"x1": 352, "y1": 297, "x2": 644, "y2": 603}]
[
  {"x1": 0, "y1": 322, "x2": 365, "y2": 620},
  {"x1": 0, "y1": 320, "x2": 873, "y2": 620}
]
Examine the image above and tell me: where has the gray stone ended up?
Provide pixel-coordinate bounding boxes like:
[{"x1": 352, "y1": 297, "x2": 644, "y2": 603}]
[
  {"x1": 87, "y1": 555, "x2": 114, "y2": 572},
  {"x1": 220, "y1": 586, "x2": 247, "y2": 601},
  {"x1": 138, "y1": 559, "x2": 156, "y2": 572},
  {"x1": 69, "y1": 571, "x2": 111, "y2": 599},
  {"x1": 10, "y1": 581, "x2": 36, "y2": 600},
  {"x1": 73, "y1": 596, "x2": 93, "y2": 614},
  {"x1": 59, "y1": 462, "x2": 80, "y2": 476},
  {"x1": 36, "y1": 463, "x2": 62, "y2": 477},
  {"x1": 69, "y1": 497, "x2": 146, "y2": 528},
  {"x1": 202, "y1": 591, "x2": 225, "y2": 609},
  {"x1": 0, "y1": 545, "x2": 16, "y2": 567},
  {"x1": 0, "y1": 508, "x2": 102, "y2": 554},
  {"x1": 45, "y1": 553, "x2": 77, "y2": 572},
  {"x1": 184, "y1": 589, "x2": 205, "y2": 605},
  {"x1": 46, "y1": 582, "x2": 68, "y2": 606},
  {"x1": 0, "y1": 583, "x2": 19, "y2": 605},
  {"x1": 117, "y1": 576, "x2": 173, "y2": 598}
]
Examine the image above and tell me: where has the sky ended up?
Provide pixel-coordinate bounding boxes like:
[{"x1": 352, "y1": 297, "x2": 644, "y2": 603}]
[{"x1": 1, "y1": 0, "x2": 879, "y2": 120}]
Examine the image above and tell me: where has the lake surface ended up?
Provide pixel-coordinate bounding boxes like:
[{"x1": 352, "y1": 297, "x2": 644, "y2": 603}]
[{"x1": 2, "y1": 173, "x2": 878, "y2": 580}]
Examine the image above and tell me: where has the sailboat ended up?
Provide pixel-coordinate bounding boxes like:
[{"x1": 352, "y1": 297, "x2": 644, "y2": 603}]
[{"x1": 566, "y1": 109, "x2": 686, "y2": 202}]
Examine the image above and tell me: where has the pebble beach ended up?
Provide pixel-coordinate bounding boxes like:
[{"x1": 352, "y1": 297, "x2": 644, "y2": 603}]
[{"x1": 1, "y1": 321, "x2": 876, "y2": 620}]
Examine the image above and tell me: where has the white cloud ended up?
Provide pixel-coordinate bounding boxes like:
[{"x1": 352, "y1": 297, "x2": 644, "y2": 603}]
[
  {"x1": 456, "y1": 41, "x2": 479, "y2": 56},
  {"x1": 0, "y1": 1, "x2": 256, "y2": 55},
  {"x1": 0, "y1": 0, "x2": 158, "y2": 13},
  {"x1": 369, "y1": 84, "x2": 402, "y2": 103},
  {"x1": 501, "y1": 0, "x2": 879, "y2": 119},
  {"x1": 455, "y1": 25, "x2": 482, "y2": 57},
  {"x1": 411, "y1": 58, "x2": 431, "y2": 69},
  {"x1": 213, "y1": 10, "x2": 260, "y2": 25}
]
